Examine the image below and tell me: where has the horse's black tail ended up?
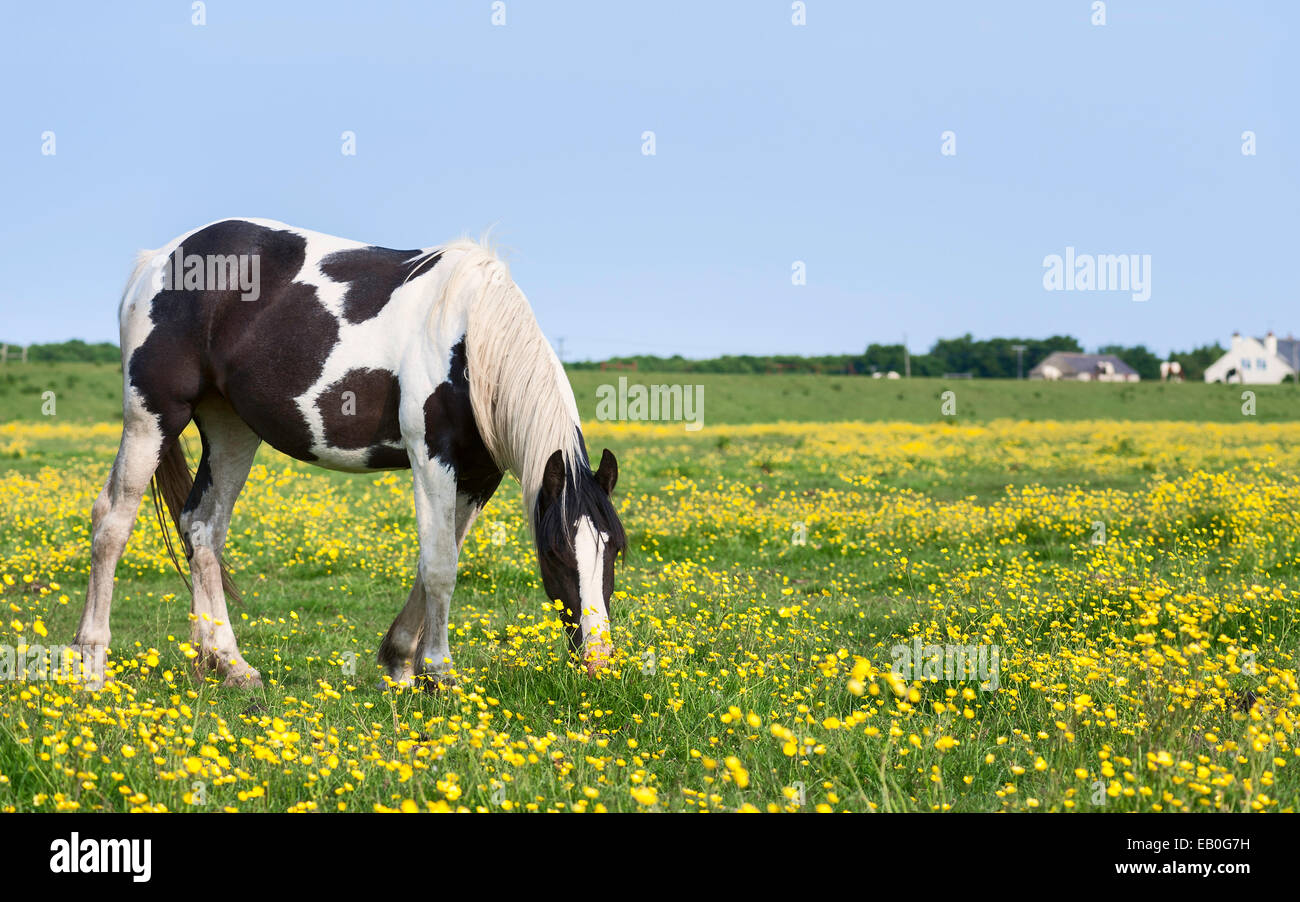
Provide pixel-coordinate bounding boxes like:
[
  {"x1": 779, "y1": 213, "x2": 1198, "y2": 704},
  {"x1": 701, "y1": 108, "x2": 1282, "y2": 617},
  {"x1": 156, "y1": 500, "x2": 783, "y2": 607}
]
[{"x1": 150, "y1": 436, "x2": 242, "y2": 605}]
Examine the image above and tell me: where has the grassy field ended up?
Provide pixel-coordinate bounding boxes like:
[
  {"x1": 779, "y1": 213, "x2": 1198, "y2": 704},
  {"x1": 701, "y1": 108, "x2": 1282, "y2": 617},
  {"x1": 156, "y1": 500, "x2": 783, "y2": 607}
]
[
  {"x1": 5, "y1": 362, "x2": 1300, "y2": 424},
  {"x1": 1, "y1": 366, "x2": 1299, "y2": 812}
]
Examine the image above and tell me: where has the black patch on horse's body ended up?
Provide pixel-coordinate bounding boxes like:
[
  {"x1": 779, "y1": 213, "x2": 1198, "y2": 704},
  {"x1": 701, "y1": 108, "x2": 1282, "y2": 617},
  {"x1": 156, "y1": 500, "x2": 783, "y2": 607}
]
[
  {"x1": 422, "y1": 339, "x2": 502, "y2": 505},
  {"x1": 320, "y1": 246, "x2": 441, "y2": 324},
  {"x1": 365, "y1": 445, "x2": 412, "y2": 470},
  {"x1": 316, "y1": 367, "x2": 403, "y2": 450},
  {"x1": 128, "y1": 253, "x2": 218, "y2": 444},
  {"x1": 214, "y1": 279, "x2": 338, "y2": 462},
  {"x1": 129, "y1": 220, "x2": 337, "y2": 461},
  {"x1": 181, "y1": 426, "x2": 215, "y2": 516}
]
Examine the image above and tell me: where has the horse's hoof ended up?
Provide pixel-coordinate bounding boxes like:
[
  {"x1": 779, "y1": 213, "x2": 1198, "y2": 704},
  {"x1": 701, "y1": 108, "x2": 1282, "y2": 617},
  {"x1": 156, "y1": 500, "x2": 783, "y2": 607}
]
[
  {"x1": 70, "y1": 644, "x2": 109, "y2": 689},
  {"x1": 585, "y1": 644, "x2": 614, "y2": 677},
  {"x1": 222, "y1": 668, "x2": 263, "y2": 689},
  {"x1": 191, "y1": 651, "x2": 224, "y2": 683},
  {"x1": 417, "y1": 673, "x2": 456, "y2": 693}
]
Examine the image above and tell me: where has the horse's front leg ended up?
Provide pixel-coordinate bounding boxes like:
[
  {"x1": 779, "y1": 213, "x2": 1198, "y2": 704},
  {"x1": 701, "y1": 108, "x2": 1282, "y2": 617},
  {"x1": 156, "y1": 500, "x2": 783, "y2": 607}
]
[
  {"x1": 379, "y1": 488, "x2": 487, "y2": 688},
  {"x1": 377, "y1": 579, "x2": 425, "y2": 686},
  {"x1": 408, "y1": 461, "x2": 460, "y2": 690}
]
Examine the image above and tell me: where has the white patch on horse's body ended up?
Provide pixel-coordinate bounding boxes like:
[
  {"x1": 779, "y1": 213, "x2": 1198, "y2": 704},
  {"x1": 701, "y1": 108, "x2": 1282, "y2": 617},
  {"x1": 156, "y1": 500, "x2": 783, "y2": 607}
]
[
  {"x1": 297, "y1": 230, "x2": 373, "y2": 318},
  {"x1": 301, "y1": 259, "x2": 452, "y2": 471},
  {"x1": 280, "y1": 227, "x2": 395, "y2": 470}
]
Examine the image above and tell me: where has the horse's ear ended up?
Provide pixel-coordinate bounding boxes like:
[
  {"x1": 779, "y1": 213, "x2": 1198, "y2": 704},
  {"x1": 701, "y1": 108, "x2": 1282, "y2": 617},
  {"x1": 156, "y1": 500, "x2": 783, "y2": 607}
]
[
  {"x1": 540, "y1": 449, "x2": 566, "y2": 510},
  {"x1": 595, "y1": 449, "x2": 618, "y2": 496}
]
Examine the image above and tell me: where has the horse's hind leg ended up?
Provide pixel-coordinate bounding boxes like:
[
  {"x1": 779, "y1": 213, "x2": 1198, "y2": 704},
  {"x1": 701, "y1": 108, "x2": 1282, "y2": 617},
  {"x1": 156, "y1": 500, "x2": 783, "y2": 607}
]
[
  {"x1": 181, "y1": 399, "x2": 262, "y2": 688},
  {"x1": 74, "y1": 415, "x2": 172, "y2": 687}
]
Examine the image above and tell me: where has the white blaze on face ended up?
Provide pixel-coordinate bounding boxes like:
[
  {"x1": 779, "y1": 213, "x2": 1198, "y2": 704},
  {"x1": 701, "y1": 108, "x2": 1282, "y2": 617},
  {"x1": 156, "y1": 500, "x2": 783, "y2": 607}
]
[{"x1": 573, "y1": 515, "x2": 611, "y2": 664}]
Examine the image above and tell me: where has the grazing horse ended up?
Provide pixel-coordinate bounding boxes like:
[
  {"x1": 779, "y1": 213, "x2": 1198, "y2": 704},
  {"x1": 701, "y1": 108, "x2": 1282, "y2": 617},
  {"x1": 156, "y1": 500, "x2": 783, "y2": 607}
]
[{"x1": 73, "y1": 218, "x2": 625, "y2": 689}]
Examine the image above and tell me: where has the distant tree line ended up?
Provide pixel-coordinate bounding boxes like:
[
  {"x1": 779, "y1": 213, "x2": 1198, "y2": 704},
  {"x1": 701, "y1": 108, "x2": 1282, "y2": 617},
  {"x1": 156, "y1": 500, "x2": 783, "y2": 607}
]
[
  {"x1": 5, "y1": 336, "x2": 1231, "y2": 381},
  {"x1": 569, "y1": 335, "x2": 1229, "y2": 381},
  {"x1": 874, "y1": 335, "x2": 1083, "y2": 379},
  {"x1": 567, "y1": 353, "x2": 870, "y2": 375},
  {"x1": 0, "y1": 339, "x2": 120, "y2": 364}
]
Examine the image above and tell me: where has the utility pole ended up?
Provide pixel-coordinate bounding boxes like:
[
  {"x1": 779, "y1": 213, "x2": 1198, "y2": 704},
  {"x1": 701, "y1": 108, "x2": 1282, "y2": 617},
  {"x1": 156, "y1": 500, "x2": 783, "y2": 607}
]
[
  {"x1": 556, "y1": 336, "x2": 566, "y2": 362},
  {"x1": 1011, "y1": 344, "x2": 1027, "y2": 379},
  {"x1": 903, "y1": 333, "x2": 910, "y2": 378}
]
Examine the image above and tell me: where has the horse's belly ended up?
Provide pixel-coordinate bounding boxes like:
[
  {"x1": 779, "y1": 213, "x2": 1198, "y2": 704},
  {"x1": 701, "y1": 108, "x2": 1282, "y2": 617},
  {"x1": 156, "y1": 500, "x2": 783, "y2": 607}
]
[
  {"x1": 298, "y1": 441, "x2": 411, "y2": 473},
  {"x1": 224, "y1": 367, "x2": 411, "y2": 473}
]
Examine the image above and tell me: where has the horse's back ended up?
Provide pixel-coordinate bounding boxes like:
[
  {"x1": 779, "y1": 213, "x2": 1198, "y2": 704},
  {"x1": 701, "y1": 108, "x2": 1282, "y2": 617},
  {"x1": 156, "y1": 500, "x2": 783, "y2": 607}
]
[{"x1": 123, "y1": 218, "x2": 442, "y2": 470}]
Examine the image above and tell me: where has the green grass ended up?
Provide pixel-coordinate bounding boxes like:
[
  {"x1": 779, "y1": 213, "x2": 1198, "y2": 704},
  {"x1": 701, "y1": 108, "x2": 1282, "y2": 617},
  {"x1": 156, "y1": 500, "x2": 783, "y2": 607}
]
[
  {"x1": 5, "y1": 362, "x2": 1300, "y2": 425},
  {"x1": 1, "y1": 368, "x2": 1299, "y2": 813},
  {"x1": 0, "y1": 363, "x2": 124, "y2": 422}
]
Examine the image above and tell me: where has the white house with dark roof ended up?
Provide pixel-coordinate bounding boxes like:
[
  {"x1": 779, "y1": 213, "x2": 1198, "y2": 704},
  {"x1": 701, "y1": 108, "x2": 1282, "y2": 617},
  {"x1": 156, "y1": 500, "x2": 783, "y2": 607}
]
[
  {"x1": 1203, "y1": 332, "x2": 1298, "y2": 384},
  {"x1": 1028, "y1": 352, "x2": 1139, "y2": 382}
]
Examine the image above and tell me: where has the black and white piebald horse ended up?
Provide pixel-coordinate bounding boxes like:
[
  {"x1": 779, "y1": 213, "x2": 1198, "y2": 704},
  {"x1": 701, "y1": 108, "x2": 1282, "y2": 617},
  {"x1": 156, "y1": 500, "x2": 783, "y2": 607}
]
[{"x1": 73, "y1": 218, "x2": 625, "y2": 689}]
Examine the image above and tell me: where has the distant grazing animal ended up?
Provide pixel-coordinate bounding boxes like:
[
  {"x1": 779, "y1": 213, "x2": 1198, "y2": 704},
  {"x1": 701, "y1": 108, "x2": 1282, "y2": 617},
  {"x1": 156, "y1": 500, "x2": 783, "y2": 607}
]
[{"x1": 74, "y1": 218, "x2": 625, "y2": 689}]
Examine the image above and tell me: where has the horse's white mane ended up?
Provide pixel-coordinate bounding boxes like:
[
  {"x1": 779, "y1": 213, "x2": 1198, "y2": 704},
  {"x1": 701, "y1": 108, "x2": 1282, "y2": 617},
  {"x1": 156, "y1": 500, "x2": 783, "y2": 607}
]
[{"x1": 429, "y1": 238, "x2": 585, "y2": 517}]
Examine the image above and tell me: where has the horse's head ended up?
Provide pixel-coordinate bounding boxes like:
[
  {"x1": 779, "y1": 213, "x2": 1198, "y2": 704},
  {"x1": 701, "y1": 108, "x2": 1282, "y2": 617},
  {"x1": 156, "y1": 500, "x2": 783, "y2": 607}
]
[{"x1": 534, "y1": 448, "x2": 625, "y2": 675}]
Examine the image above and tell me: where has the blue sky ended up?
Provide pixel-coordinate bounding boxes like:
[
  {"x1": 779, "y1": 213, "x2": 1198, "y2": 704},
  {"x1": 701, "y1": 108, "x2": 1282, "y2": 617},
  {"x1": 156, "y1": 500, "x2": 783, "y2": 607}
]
[{"x1": 1, "y1": 1, "x2": 1295, "y2": 360}]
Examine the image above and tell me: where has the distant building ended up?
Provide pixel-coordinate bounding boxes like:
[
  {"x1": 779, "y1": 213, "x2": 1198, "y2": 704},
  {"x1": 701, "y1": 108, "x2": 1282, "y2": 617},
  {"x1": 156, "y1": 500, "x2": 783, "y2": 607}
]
[
  {"x1": 1028, "y1": 352, "x2": 1139, "y2": 382},
  {"x1": 1203, "y1": 332, "x2": 1298, "y2": 384}
]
